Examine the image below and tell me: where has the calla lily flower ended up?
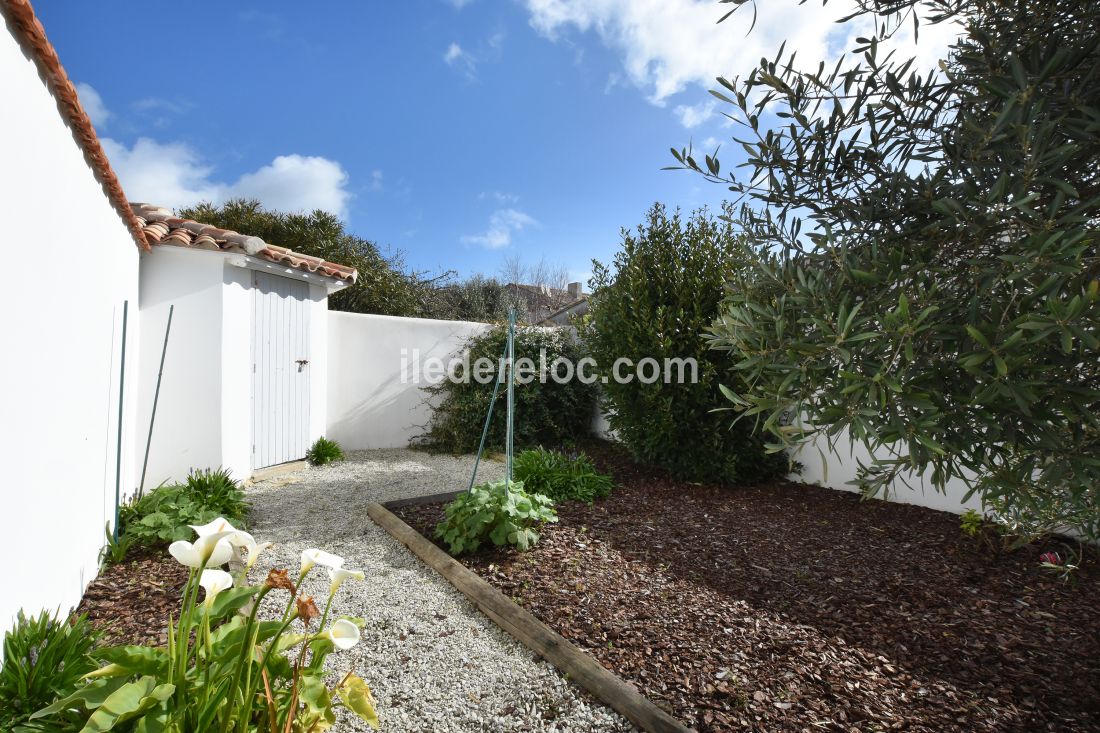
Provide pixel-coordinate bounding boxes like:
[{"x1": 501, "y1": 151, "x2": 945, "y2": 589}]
[
  {"x1": 322, "y1": 619, "x2": 360, "y2": 650},
  {"x1": 199, "y1": 569, "x2": 233, "y2": 606},
  {"x1": 168, "y1": 530, "x2": 237, "y2": 568},
  {"x1": 300, "y1": 548, "x2": 344, "y2": 575},
  {"x1": 328, "y1": 568, "x2": 365, "y2": 595},
  {"x1": 246, "y1": 540, "x2": 274, "y2": 570},
  {"x1": 190, "y1": 517, "x2": 239, "y2": 537}
]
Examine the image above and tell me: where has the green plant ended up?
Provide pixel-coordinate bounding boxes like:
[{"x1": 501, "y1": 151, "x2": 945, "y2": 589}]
[
  {"x1": 33, "y1": 518, "x2": 379, "y2": 732},
  {"x1": 513, "y1": 447, "x2": 614, "y2": 503},
  {"x1": 306, "y1": 437, "x2": 345, "y2": 466},
  {"x1": 110, "y1": 469, "x2": 250, "y2": 562},
  {"x1": 960, "y1": 509, "x2": 986, "y2": 539},
  {"x1": 584, "y1": 203, "x2": 787, "y2": 485},
  {"x1": 418, "y1": 326, "x2": 597, "y2": 454},
  {"x1": 677, "y1": 0, "x2": 1100, "y2": 540},
  {"x1": 0, "y1": 611, "x2": 101, "y2": 732},
  {"x1": 436, "y1": 480, "x2": 558, "y2": 554}
]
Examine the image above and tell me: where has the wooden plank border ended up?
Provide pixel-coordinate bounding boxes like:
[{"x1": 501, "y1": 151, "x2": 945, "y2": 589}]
[
  {"x1": 366, "y1": 501, "x2": 692, "y2": 733},
  {"x1": 380, "y1": 490, "x2": 462, "y2": 511}
]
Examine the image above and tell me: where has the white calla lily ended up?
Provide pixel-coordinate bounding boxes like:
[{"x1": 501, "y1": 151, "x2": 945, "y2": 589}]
[
  {"x1": 199, "y1": 569, "x2": 234, "y2": 606},
  {"x1": 168, "y1": 530, "x2": 236, "y2": 569},
  {"x1": 190, "y1": 517, "x2": 239, "y2": 537},
  {"x1": 328, "y1": 568, "x2": 365, "y2": 595},
  {"x1": 246, "y1": 541, "x2": 274, "y2": 570},
  {"x1": 323, "y1": 619, "x2": 361, "y2": 650},
  {"x1": 300, "y1": 548, "x2": 344, "y2": 575}
]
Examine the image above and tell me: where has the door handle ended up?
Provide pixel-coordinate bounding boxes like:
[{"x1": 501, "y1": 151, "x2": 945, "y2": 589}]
[{"x1": 296, "y1": 359, "x2": 309, "y2": 372}]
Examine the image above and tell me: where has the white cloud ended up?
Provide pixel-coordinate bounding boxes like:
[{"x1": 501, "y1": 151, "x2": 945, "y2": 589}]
[
  {"x1": 461, "y1": 209, "x2": 537, "y2": 249},
  {"x1": 370, "y1": 169, "x2": 384, "y2": 191},
  {"x1": 478, "y1": 191, "x2": 519, "y2": 204},
  {"x1": 445, "y1": 0, "x2": 474, "y2": 8},
  {"x1": 524, "y1": 0, "x2": 960, "y2": 121},
  {"x1": 699, "y1": 136, "x2": 722, "y2": 151},
  {"x1": 444, "y1": 42, "x2": 477, "y2": 78},
  {"x1": 75, "y1": 82, "x2": 110, "y2": 128},
  {"x1": 102, "y1": 137, "x2": 352, "y2": 218},
  {"x1": 674, "y1": 99, "x2": 716, "y2": 128}
]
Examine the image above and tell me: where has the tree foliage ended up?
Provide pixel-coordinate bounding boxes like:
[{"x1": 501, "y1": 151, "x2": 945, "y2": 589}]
[
  {"x1": 584, "y1": 203, "x2": 787, "y2": 484},
  {"x1": 179, "y1": 199, "x2": 447, "y2": 317},
  {"x1": 676, "y1": 0, "x2": 1100, "y2": 537}
]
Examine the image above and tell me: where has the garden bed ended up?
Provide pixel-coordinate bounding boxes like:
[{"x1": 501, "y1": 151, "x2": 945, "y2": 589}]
[
  {"x1": 76, "y1": 547, "x2": 188, "y2": 647},
  {"x1": 394, "y1": 444, "x2": 1100, "y2": 733}
]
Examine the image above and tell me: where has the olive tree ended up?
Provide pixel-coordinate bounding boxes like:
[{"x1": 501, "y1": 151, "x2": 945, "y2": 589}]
[{"x1": 676, "y1": 0, "x2": 1100, "y2": 537}]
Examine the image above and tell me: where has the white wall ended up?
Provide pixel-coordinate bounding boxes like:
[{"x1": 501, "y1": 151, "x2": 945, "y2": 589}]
[
  {"x1": 327, "y1": 312, "x2": 489, "y2": 449},
  {"x1": 137, "y1": 247, "x2": 228, "y2": 488},
  {"x1": 0, "y1": 24, "x2": 140, "y2": 629},
  {"x1": 790, "y1": 428, "x2": 984, "y2": 514}
]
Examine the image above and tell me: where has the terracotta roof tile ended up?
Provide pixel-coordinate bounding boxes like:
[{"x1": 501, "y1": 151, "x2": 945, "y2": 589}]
[
  {"x1": 131, "y1": 203, "x2": 358, "y2": 284},
  {"x1": 2, "y1": 0, "x2": 149, "y2": 250}
]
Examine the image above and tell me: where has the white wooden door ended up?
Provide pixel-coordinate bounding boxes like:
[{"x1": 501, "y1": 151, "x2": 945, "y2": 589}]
[{"x1": 251, "y1": 271, "x2": 311, "y2": 469}]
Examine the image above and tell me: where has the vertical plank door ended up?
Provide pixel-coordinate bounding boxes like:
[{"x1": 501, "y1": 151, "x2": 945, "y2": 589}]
[{"x1": 251, "y1": 271, "x2": 311, "y2": 469}]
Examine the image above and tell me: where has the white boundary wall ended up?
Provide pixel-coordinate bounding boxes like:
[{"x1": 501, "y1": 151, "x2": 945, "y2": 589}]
[
  {"x1": 0, "y1": 23, "x2": 140, "y2": 630},
  {"x1": 326, "y1": 312, "x2": 490, "y2": 449},
  {"x1": 790, "y1": 428, "x2": 984, "y2": 515}
]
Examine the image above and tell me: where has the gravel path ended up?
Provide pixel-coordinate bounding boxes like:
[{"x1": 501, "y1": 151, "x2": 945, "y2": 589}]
[{"x1": 245, "y1": 449, "x2": 634, "y2": 733}]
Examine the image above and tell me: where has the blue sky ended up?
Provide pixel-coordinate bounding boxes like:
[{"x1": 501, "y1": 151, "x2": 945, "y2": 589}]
[{"x1": 37, "y1": 0, "x2": 953, "y2": 284}]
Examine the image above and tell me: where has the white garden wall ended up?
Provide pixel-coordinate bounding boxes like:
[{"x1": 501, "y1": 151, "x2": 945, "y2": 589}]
[
  {"x1": 326, "y1": 312, "x2": 490, "y2": 449},
  {"x1": 790, "y1": 428, "x2": 984, "y2": 515},
  {"x1": 0, "y1": 23, "x2": 140, "y2": 630}
]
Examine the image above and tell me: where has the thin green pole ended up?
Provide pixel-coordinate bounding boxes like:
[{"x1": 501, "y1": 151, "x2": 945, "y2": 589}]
[
  {"x1": 466, "y1": 335, "x2": 510, "y2": 493},
  {"x1": 139, "y1": 304, "x2": 174, "y2": 499},
  {"x1": 505, "y1": 310, "x2": 516, "y2": 483},
  {"x1": 113, "y1": 300, "x2": 129, "y2": 543}
]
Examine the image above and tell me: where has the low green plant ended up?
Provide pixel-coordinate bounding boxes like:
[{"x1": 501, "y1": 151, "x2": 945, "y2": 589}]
[
  {"x1": 513, "y1": 448, "x2": 614, "y2": 503},
  {"x1": 436, "y1": 480, "x2": 557, "y2": 555},
  {"x1": 34, "y1": 517, "x2": 379, "y2": 732},
  {"x1": 960, "y1": 509, "x2": 986, "y2": 538},
  {"x1": 0, "y1": 611, "x2": 101, "y2": 732},
  {"x1": 306, "y1": 437, "x2": 345, "y2": 466},
  {"x1": 110, "y1": 469, "x2": 249, "y2": 561}
]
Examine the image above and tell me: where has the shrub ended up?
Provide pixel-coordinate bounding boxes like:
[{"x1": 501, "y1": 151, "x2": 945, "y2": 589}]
[
  {"x1": 0, "y1": 611, "x2": 101, "y2": 732},
  {"x1": 113, "y1": 468, "x2": 249, "y2": 559},
  {"x1": 436, "y1": 480, "x2": 557, "y2": 555},
  {"x1": 35, "y1": 518, "x2": 379, "y2": 731},
  {"x1": 513, "y1": 447, "x2": 614, "y2": 503},
  {"x1": 307, "y1": 437, "x2": 345, "y2": 466},
  {"x1": 584, "y1": 203, "x2": 787, "y2": 485},
  {"x1": 419, "y1": 326, "x2": 596, "y2": 454},
  {"x1": 677, "y1": 0, "x2": 1100, "y2": 540}
]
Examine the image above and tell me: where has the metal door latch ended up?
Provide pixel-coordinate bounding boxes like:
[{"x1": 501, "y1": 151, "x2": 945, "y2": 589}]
[{"x1": 296, "y1": 359, "x2": 309, "y2": 372}]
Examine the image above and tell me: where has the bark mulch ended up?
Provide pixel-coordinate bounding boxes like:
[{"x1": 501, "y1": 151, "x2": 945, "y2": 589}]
[
  {"x1": 395, "y1": 444, "x2": 1100, "y2": 733},
  {"x1": 76, "y1": 547, "x2": 189, "y2": 647}
]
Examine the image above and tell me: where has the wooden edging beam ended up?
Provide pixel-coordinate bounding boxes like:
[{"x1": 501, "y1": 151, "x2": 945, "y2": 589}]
[{"x1": 366, "y1": 501, "x2": 692, "y2": 733}]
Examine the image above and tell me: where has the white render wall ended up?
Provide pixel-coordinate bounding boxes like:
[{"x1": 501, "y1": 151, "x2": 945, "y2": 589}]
[
  {"x1": 0, "y1": 24, "x2": 140, "y2": 630},
  {"x1": 327, "y1": 312, "x2": 490, "y2": 449},
  {"x1": 790, "y1": 429, "x2": 984, "y2": 515}
]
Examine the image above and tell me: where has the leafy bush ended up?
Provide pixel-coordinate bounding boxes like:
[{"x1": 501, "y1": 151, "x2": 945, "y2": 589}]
[
  {"x1": 35, "y1": 518, "x2": 379, "y2": 731},
  {"x1": 419, "y1": 326, "x2": 597, "y2": 453},
  {"x1": 513, "y1": 447, "x2": 614, "y2": 503},
  {"x1": 114, "y1": 468, "x2": 249, "y2": 557},
  {"x1": 307, "y1": 436, "x2": 345, "y2": 466},
  {"x1": 0, "y1": 611, "x2": 101, "y2": 732},
  {"x1": 677, "y1": 0, "x2": 1100, "y2": 540},
  {"x1": 584, "y1": 203, "x2": 787, "y2": 485},
  {"x1": 436, "y1": 480, "x2": 557, "y2": 554}
]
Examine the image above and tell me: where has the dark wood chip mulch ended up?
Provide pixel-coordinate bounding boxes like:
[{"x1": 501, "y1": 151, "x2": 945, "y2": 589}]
[
  {"x1": 76, "y1": 547, "x2": 189, "y2": 647},
  {"x1": 395, "y1": 444, "x2": 1100, "y2": 733}
]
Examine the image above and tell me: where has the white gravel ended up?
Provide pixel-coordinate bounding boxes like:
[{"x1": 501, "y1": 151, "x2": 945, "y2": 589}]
[{"x1": 245, "y1": 449, "x2": 634, "y2": 733}]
